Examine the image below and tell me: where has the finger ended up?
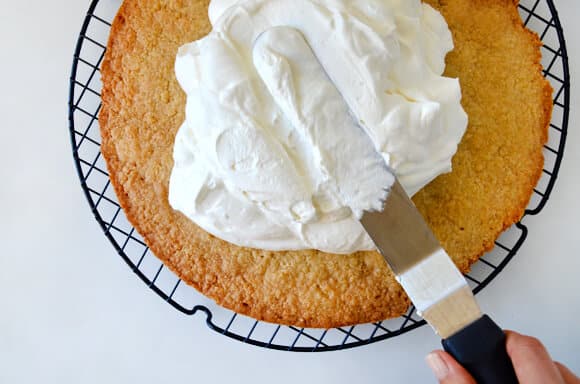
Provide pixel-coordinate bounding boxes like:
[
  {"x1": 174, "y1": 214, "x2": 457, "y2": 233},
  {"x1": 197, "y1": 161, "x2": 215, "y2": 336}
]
[
  {"x1": 555, "y1": 362, "x2": 580, "y2": 384},
  {"x1": 505, "y1": 331, "x2": 564, "y2": 384},
  {"x1": 426, "y1": 350, "x2": 476, "y2": 384}
]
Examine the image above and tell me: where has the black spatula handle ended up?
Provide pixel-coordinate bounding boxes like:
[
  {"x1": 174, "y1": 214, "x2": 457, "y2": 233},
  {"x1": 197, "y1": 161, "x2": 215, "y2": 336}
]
[{"x1": 442, "y1": 315, "x2": 518, "y2": 384}]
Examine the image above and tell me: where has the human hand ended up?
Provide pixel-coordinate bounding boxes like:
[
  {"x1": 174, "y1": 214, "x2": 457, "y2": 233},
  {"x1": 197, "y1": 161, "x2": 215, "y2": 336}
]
[{"x1": 426, "y1": 331, "x2": 580, "y2": 383}]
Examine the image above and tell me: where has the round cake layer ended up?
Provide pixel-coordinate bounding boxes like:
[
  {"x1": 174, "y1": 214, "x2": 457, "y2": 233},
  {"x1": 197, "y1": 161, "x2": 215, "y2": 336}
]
[{"x1": 100, "y1": 0, "x2": 552, "y2": 327}]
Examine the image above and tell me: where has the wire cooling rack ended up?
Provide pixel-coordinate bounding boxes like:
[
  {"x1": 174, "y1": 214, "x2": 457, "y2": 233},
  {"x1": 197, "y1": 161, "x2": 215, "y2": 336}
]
[{"x1": 68, "y1": 0, "x2": 570, "y2": 352}]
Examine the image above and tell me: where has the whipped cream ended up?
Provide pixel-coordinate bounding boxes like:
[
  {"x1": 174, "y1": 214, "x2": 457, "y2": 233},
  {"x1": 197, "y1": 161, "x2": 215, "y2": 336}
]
[{"x1": 169, "y1": 0, "x2": 468, "y2": 254}]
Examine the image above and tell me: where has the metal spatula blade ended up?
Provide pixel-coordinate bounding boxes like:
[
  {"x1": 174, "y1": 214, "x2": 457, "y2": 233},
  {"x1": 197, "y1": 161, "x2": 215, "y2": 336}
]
[
  {"x1": 361, "y1": 180, "x2": 517, "y2": 384},
  {"x1": 360, "y1": 180, "x2": 482, "y2": 339}
]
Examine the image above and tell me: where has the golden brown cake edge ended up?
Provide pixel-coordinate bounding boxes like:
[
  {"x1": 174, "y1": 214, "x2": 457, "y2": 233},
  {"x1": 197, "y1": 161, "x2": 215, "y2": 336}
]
[{"x1": 99, "y1": 0, "x2": 552, "y2": 328}]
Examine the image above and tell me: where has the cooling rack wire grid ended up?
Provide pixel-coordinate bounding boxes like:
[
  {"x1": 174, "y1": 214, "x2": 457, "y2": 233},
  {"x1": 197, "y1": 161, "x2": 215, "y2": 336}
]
[{"x1": 68, "y1": 0, "x2": 570, "y2": 352}]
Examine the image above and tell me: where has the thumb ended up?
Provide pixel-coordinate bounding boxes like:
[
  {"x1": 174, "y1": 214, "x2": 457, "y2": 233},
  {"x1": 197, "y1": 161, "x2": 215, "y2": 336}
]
[{"x1": 426, "y1": 351, "x2": 476, "y2": 384}]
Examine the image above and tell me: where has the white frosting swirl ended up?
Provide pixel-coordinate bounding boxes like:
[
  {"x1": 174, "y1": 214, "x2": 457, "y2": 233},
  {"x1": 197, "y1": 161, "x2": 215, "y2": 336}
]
[{"x1": 169, "y1": 0, "x2": 468, "y2": 254}]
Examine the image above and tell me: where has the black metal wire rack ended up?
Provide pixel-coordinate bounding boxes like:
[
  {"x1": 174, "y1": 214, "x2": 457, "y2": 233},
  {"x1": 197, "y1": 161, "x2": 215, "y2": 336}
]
[{"x1": 68, "y1": 0, "x2": 570, "y2": 352}]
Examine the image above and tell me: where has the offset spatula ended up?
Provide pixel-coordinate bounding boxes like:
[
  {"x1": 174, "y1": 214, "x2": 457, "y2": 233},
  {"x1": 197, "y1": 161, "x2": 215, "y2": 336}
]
[
  {"x1": 253, "y1": 26, "x2": 518, "y2": 383},
  {"x1": 361, "y1": 181, "x2": 518, "y2": 384}
]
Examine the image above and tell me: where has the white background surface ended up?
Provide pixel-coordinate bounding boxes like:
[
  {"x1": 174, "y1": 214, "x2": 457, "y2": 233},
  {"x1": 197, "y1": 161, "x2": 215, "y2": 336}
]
[{"x1": 0, "y1": 1, "x2": 578, "y2": 383}]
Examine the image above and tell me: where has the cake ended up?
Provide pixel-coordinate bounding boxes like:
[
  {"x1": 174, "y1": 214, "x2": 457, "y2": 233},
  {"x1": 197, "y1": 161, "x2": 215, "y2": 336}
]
[{"x1": 100, "y1": 0, "x2": 552, "y2": 327}]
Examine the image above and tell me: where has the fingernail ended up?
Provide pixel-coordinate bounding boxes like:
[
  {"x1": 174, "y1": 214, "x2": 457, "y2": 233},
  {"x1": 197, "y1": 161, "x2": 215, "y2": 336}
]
[{"x1": 426, "y1": 352, "x2": 449, "y2": 380}]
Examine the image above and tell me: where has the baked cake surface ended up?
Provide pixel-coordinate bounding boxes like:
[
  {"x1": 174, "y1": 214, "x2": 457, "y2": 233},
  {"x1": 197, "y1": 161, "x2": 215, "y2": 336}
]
[{"x1": 100, "y1": 0, "x2": 552, "y2": 327}]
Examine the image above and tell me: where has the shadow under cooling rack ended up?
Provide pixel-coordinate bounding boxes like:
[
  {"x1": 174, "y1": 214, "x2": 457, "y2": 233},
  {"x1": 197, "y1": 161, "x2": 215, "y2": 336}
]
[{"x1": 68, "y1": 0, "x2": 570, "y2": 352}]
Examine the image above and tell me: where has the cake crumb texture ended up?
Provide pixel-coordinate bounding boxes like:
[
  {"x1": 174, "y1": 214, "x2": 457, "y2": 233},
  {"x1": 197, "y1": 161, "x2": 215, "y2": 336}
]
[{"x1": 100, "y1": 0, "x2": 551, "y2": 327}]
